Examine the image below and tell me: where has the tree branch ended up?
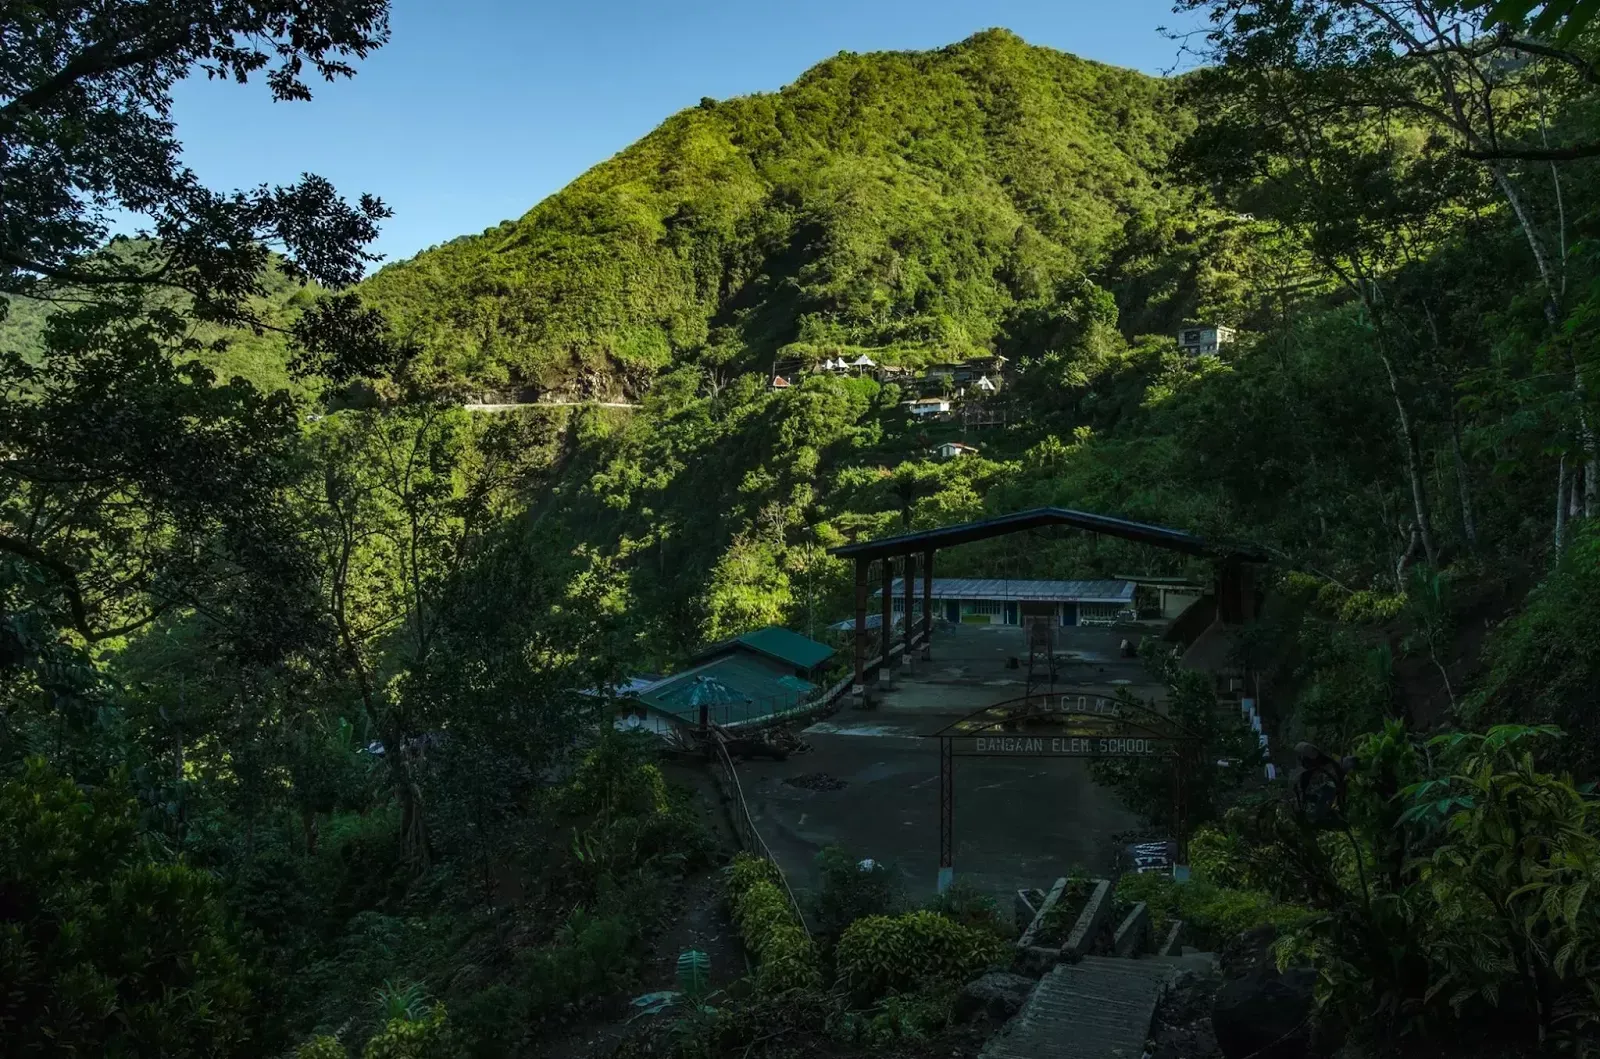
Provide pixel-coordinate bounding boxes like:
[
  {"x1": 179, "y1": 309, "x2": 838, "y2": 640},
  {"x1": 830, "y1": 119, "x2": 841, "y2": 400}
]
[
  {"x1": 1462, "y1": 141, "x2": 1600, "y2": 161},
  {"x1": 0, "y1": 27, "x2": 194, "y2": 123},
  {"x1": 1501, "y1": 35, "x2": 1600, "y2": 87},
  {"x1": 0, "y1": 531, "x2": 92, "y2": 636}
]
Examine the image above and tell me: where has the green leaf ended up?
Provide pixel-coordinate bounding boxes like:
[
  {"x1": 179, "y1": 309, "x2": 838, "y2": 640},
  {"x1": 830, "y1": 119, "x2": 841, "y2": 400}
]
[{"x1": 676, "y1": 949, "x2": 711, "y2": 997}]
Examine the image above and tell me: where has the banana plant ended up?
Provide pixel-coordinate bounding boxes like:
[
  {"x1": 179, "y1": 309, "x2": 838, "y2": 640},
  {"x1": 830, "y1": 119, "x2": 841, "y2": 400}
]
[{"x1": 629, "y1": 949, "x2": 718, "y2": 1020}]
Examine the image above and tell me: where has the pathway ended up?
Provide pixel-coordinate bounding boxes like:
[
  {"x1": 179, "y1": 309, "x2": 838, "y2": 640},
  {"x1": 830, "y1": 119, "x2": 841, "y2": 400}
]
[
  {"x1": 981, "y1": 956, "x2": 1174, "y2": 1059},
  {"x1": 462, "y1": 400, "x2": 640, "y2": 412}
]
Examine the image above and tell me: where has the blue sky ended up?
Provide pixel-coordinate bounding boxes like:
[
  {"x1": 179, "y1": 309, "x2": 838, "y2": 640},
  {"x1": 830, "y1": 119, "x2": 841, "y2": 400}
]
[{"x1": 165, "y1": 0, "x2": 1199, "y2": 267}]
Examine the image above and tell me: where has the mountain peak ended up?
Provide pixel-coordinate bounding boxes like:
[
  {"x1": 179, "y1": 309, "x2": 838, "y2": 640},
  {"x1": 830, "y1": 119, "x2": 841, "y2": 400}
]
[{"x1": 358, "y1": 35, "x2": 1188, "y2": 397}]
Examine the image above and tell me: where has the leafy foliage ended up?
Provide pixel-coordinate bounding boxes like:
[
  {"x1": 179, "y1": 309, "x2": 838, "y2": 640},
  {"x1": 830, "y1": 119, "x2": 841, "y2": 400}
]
[
  {"x1": 726, "y1": 854, "x2": 821, "y2": 993},
  {"x1": 1215, "y1": 724, "x2": 1600, "y2": 1051},
  {"x1": 809, "y1": 846, "x2": 906, "y2": 940},
  {"x1": 833, "y1": 910, "x2": 1006, "y2": 1003},
  {"x1": 0, "y1": 759, "x2": 255, "y2": 1056}
]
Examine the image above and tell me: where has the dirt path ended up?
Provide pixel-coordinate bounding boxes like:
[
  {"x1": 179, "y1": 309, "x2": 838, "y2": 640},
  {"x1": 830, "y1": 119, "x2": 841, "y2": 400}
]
[{"x1": 539, "y1": 765, "x2": 745, "y2": 1059}]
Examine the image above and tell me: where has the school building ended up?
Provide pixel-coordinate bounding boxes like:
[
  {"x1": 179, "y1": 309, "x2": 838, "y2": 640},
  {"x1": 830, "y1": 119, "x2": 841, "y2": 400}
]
[{"x1": 877, "y1": 577, "x2": 1136, "y2": 628}]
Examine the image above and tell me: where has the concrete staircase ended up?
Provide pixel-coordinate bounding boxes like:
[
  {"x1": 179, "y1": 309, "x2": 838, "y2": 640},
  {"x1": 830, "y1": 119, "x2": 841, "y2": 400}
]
[{"x1": 980, "y1": 955, "x2": 1176, "y2": 1059}]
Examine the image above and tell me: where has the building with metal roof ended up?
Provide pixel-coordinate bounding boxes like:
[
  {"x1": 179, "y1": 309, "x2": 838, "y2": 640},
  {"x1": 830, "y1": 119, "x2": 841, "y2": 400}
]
[
  {"x1": 693, "y1": 625, "x2": 835, "y2": 675},
  {"x1": 629, "y1": 653, "x2": 818, "y2": 728},
  {"x1": 874, "y1": 577, "x2": 1135, "y2": 627}
]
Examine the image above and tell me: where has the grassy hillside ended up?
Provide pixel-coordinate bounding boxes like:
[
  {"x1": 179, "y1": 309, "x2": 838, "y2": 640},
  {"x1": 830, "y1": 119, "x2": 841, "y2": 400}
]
[{"x1": 361, "y1": 29, "x2": 1230, "y2": 394}]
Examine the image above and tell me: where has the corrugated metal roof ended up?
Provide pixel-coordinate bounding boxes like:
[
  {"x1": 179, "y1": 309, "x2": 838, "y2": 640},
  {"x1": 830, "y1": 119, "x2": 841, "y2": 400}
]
[
  {"x1": 734, "y1": 626, "x2": 835, "y2": 670},
  {"x1": 636, "y1": 654, "x2": 816, "y2": 724},
  {"x1": 875, "y1": 577, "x2": 1134, "y2": 603},
  {"x1": 691, "y1": 625, "x2": 834, "y2": 671},
  {"x1": 828, "y1": 506, "x2": 1267, "y2": 562},
  {"x1": 826, "y1": 612, "x2": 918, "y2": 632}
]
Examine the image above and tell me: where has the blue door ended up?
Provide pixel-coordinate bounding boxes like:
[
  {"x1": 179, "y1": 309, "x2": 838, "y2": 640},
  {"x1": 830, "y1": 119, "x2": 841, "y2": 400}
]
[
  {"x1": 1061, "y1": 602, "x2": 1078, "y2": 626},
  {"x1": 1004, "y1": 601, "x2": 1019, "y2": 626},
  {"x1": 946, "y1": 600, "x2": 961, "y2": 623}
]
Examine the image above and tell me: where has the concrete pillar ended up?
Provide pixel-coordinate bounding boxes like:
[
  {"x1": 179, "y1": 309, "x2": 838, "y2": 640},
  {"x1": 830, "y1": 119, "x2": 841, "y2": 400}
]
[
  {"x1": 901, "y1": 552, "x2": 917, "y2": 671},
  {"x1": 853, "y1": 557, "x2": 868, "y2": 705},
  {"x1": 921, "y1": 548, "x2": 934, "y2": 661},
  {"x1": 879, "y1": 556, "x2": 895, "y2": 684}
]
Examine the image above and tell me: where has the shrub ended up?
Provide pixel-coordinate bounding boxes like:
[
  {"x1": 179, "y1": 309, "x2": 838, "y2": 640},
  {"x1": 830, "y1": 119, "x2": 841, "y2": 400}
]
[
  {"x1": 361, "y1": 1005, "x2": 464, "y2": 1059},
  {"x1": 834, "y1": 988, "x2": 957, "y2": 1046},
  {"x1": 1336, "y1": 589, "x2": 1406, "y2": 624},
  {"x1": 1279, "y1": 570, "x2": 1324, "y2": 601},
  {"x1": 924, "y1": 880, "x2": 1009, "y2": 937},
  {"x1": 0, "y1": 758, "x2": 256, "y2": 1056},
  {"x1": 835, "y1": 910, "x2": 1006, "y2": 1002},
  {"x1": 518, "y1": 906, "x2": 637, "y2": 1013},
  {"x1": 1188, "y1": 826, "x2": 1252, "y2": 890},
  {"x1": 1113, "y1": 872, "x2": 1308, "y2": 949},
  {"x1": 726, "y1": 853, "x2": 820, "y2": 992},
  {"x1": 810, "y1": 846, "x2": 905, "y2": 938},
  {"x1": 297, "y1": 1036, "x2": 350, "y2": 1059},
  {"x1": 449, "y1": 984, "x2": 526, "y2": 1059},
  {"x1": 562, "y1": 731, "x2": 671, "y2": 819}
]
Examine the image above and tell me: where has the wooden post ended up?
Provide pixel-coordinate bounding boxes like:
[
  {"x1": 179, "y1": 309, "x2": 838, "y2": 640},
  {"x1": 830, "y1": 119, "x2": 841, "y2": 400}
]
[
  {"x1": 879, "y1": 555, "x2": 895, "y2": 684},
  {"x1": 922, "y1": 548, "x2": 934, "y2": 660},
  {"x1": 853, "y1": 557, "x2": 868, "y2": 705},
  {"x1": 901, "y1": 552, "x2": 917, "y2": 671}
]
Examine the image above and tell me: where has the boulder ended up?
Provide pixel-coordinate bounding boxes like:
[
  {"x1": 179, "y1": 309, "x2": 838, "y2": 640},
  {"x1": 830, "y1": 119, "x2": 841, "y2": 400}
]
[
  {"x1": 954, "y1": 971, "x2": 1036, "y2": 1023},
  {"x1": 1212, "y1": 927, "x2": 1315, "y2": 1059},
  {"x1": 1148, "y1": 969, "x2": 1222, "y2": 1059}
]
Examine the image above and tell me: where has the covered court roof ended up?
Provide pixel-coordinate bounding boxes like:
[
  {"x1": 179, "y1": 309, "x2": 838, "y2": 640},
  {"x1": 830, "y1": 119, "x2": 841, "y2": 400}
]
[{"x1": 828, "y1": 507, "x2": 1267, "y2": 562}]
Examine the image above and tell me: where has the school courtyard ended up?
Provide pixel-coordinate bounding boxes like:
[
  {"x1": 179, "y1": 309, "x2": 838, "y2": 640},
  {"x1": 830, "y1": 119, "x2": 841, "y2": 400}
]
[{"x1": 734, "y1": 621, "x2": 1171, "y2": 902}]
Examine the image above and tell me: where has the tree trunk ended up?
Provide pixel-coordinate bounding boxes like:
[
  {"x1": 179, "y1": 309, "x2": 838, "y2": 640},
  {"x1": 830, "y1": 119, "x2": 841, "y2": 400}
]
[
  {"x1": 1555, "y1": 456, "x2": 1569, "y2": 553},
  {"x1": 337, "y1": 611, "x2": 431, "y2": 872},
  {"x1": 1570, "y1": 462, "x2": 1585, "y2": 520},
  {"x1": 1449, "y1": 413, "x2": 1479, "y2": 552},
  {"x1": 301, "y1": 807, "x2": 320, "y2": 856},
  {"x1": 1377, "y1": 349, "x2": 1438, "y2": 567},
  {"x1": 1395, "y1": 520, "x2": 1421, "y2": 593},
  {"x1": 1490, "y1": 165, "x2": 1599, "y2": 522}
]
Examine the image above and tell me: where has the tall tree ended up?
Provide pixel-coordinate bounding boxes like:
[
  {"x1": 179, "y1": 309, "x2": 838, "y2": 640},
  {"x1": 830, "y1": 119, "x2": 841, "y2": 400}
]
[
  {"x1": 1, "y1": 1, "x2": 406, "y2": 672},
  {"x1": 1177, "y1": 0, "x2": 1600, "y2": 524}
]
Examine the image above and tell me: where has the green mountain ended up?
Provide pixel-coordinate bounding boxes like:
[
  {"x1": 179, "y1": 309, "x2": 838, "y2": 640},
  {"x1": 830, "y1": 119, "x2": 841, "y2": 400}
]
[{"x1": 363, "y1": 29, "x2": 1226, "y2": 395}]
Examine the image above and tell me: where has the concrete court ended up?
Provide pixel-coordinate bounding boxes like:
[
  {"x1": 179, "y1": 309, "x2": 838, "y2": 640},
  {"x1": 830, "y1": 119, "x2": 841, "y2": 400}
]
[{"x1": 736, "y1": 622, "x2": 1171, "y2": 903}]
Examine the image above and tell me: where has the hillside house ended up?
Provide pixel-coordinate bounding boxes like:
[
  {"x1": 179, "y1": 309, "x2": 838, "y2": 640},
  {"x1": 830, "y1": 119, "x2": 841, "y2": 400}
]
[
  {"x1": 905, "y1": 397, "x2": 952, "y2": 418},
  {"x1": 877, "y1": 577, "x2": 1136, "y2": 627},
  {"x1": 935, "y1": 441, "x2": 979, "y2": 459},
  {"x1": 1178, "y1": 325, "x2": 1236, "y2": 357},
  {"x1": 770, "y1": 375, "x2": 791, "y2": 389}
]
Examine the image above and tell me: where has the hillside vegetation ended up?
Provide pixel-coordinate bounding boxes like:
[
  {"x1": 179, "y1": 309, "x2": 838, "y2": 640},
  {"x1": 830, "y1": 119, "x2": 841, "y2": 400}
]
[
  {"x1": 9, "y1": 8, "x2": 1600, "y2": 1059},
  {"x1": 357, "y1": 30, "x2": 1233, "y2": 394}
]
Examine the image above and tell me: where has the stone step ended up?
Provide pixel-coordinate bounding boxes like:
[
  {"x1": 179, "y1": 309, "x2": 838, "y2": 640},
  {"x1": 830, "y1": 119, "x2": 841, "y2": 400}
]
[
  {"x1": 981, "y1": 955, "x2": 1174, "y2": 1059},
  {"x1": 1151, "y1": 951, "x2": 1220, "y2": 976}
]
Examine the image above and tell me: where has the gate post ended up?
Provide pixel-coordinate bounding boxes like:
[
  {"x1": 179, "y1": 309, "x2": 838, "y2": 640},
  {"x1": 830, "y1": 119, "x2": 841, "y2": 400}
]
[{"x1": 938, "y1": 735, "x2": 954, "y2": 893}]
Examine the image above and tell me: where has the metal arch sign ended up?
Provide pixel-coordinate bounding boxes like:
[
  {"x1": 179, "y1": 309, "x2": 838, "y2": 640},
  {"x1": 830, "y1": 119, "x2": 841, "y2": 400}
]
[
  {"x1": 951, "y1": 733, "x2": 1170, "y2": 757},
  {"x1": 933, "y1": 687, "x2": 1196, "y2": 758}
]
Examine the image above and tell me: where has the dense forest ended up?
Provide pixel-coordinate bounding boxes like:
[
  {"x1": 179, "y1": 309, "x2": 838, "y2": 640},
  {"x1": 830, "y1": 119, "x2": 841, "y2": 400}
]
[{"x1": 5, "y1": 3, "x2": 1600, "y2": 1058}]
